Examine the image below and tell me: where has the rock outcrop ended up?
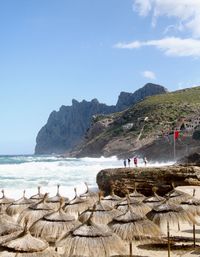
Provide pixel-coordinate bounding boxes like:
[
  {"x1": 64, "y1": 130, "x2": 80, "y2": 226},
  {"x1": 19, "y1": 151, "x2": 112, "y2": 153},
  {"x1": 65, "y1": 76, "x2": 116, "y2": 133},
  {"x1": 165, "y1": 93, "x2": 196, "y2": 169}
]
[
  {"x1": 35, "y1": 99, "x2": 115, "y2": 154},
  {"x1": 35, "y1": 83, "x2": 167, "y2": 154},
  {"x1": 177, "y1": 152, "x2": 200, "y2": 166},
  {"x1": 116, "y1": 83, "x2": 167, "y2": 111},
  {"x1": 96, "y1": 165, "x2": 200, "y2": 196}
]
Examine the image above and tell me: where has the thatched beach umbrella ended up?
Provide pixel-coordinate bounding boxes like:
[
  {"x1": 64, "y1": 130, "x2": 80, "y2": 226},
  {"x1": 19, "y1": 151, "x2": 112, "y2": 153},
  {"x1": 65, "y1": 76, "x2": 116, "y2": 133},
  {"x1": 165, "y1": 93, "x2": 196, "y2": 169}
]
[
  {"x1": 64, "y1": 188, "x2": 89, "y2": 219},
  {"x1": 0, "y1": 189, "x2": 14, "y2": 208},
  {"x1": 116, "y1": 196, "x2": 151, "y2": 216},
  {"x1": 6, "y1": 190, "x2": 33, "y2": 220},
  {"x1": 18, "y1": 193, "x2": 54, "y2": 228},
  {"x1": 30, "y1": 186, "x2": 45, "y2": 202},
  {"x1": 0, "y1": 226, "x2": 60, "y2": 257},
  {"x1": 0, "y1": 208, "x2": 23, "y2": 244},
  {"x1": 146, "y1": 201, "x2": 195, "y2": 257},
  {"x1": 165, "y1": 184, "x2": 191, "y2": 204},
  {"x1": 180, "y1": 197, "x2": 200, "y2": 247},
  {"x1": 79, "y1": 182, "x2": 98, "y2": 205},
  {"x1": 128, "y1": 184, "x2": 146, "y2": 201},
  {"x1": 47, "y1": 185, "x2": 69, "y2": 209},
  {"x1": 100, "y1": 188, "x2": 122, "y2": 208},
  {"x1": 30, "y1": 198, "x2": 80, "y2": 244},
  {"x1": 0, "y1": 205, "x2": 16, "y2": 225},
  {"x1": 79, "y1": 194, "x2": 122, "y2": 225},
  {"x1": 143, "y1": 187, "x2": 165, "y2": 208},
  {"x1": 56, "y1": 206, "x2": 126, "y2": 257},
  {"x1": 108, "y1": 204, "x2": 162, "y2": 257}
]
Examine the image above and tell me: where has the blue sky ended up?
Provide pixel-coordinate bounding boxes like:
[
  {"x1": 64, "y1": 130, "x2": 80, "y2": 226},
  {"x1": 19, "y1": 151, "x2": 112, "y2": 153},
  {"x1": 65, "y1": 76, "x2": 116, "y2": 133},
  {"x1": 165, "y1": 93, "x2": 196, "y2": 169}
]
[{"x1": 0, "y1": 0, "x2": 200, "y2": 154}]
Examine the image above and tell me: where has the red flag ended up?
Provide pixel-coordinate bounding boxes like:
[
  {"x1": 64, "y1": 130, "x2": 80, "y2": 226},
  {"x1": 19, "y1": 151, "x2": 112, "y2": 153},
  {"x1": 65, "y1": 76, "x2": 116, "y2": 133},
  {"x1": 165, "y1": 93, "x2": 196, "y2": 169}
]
[{"x1": 174, "y1": 130, "x2": 179, "y2": 140}]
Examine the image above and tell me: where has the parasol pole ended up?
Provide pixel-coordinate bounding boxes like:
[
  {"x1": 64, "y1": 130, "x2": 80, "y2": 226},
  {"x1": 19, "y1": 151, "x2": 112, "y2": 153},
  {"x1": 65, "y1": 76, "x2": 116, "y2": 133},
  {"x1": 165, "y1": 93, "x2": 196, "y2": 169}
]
[
  {"x1": 129, "y1": 242, "x2": 132, "y2": 257},
  {"x1": 167, "y1": 221, "x2": 170, "y2": 257},
  {"x1": 193, "y1": 224, "x2": 196, "y2": 248}
]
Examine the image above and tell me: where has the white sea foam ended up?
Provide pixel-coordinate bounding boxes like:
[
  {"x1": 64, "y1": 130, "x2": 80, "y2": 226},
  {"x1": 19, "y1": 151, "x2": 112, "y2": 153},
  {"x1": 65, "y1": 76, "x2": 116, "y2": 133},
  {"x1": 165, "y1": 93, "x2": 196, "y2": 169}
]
[{"x1": 0, "y1": 155, "x2": 174, "y2": 200}]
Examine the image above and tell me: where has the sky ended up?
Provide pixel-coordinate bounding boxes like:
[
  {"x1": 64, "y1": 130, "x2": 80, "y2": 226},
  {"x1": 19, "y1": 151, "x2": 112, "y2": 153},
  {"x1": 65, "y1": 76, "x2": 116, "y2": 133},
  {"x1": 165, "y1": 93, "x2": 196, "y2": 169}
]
[{"x1": 1, "y1": 0, "x2": 200, "y2": 155}]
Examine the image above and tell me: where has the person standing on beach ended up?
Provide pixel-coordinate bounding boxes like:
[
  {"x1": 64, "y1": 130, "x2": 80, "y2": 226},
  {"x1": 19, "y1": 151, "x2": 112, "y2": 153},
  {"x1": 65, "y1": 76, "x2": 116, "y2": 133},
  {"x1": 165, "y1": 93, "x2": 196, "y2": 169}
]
[
  {"x1": 143, "y1": 157, "x2": 148, "y2": 166},
  {"x1": 123, "y1": 159, "x2": 126, "y2": 167},
  {"x1": 128, "y1": 158, "x2": 131, "y2": 167},
  {"x1": 133, "y1": 157, "x2": 138, "y2": 167}
]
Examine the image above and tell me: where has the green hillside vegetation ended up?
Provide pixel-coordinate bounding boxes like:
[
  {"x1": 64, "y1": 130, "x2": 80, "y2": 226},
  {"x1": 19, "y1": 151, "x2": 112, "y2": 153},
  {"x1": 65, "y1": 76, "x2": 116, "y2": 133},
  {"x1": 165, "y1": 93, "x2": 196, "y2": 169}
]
[{"x1": 84, "y1": 86, "x2": 200, "y2": 148}]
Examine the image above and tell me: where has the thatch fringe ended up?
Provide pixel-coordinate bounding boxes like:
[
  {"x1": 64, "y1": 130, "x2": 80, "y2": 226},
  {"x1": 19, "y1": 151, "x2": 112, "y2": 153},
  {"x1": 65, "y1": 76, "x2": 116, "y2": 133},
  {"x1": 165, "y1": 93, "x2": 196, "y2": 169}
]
[
  {"x1": 30, "y1": 206, "x2": 80, "y2": 243},
  {"x1": 17, "y1": 194, "x2": 53, "y2": 228},
  {"x1": 146, "y1": 202, "x2": 195, "y2": 227},
  {"x1": 57, "y1": 220, "x2": 126, "y2": 257}
]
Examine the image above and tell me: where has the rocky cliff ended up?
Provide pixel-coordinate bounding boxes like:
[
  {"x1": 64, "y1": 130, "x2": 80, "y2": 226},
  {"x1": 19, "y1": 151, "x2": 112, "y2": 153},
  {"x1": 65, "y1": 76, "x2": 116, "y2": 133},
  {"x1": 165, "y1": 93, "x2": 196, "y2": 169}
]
[
  {"x1": 35, "y1": 83, "x2": 167, "y2": 154},
  {"x1": 116, "y1": 83, "x2": 167, "y2": 111},
  {"x1": 35, "y1": 99, "x2": 115, "y2": 154}
]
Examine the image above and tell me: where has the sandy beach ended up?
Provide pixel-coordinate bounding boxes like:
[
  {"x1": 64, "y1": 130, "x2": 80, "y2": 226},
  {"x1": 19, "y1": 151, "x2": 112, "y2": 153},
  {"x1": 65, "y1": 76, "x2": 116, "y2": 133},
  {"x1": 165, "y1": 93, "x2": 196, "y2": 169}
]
[
  {"x1": 128, "y1": 186, "x2": 200, "y2": 257},
  {"x1": 1, "y1": 169, "x2": 200, "y2": 257}
]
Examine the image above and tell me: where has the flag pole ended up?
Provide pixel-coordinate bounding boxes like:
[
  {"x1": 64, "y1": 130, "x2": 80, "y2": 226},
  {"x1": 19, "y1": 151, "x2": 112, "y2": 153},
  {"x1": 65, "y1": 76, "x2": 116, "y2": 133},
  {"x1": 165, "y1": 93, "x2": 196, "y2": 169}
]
[{"x1": 174, "y1": 130, "x2": 176, "y2": 162}]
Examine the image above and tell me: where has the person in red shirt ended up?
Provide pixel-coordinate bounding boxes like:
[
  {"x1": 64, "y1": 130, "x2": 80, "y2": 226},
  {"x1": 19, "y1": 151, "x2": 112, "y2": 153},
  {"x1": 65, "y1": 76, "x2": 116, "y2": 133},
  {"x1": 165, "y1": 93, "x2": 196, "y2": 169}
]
[{"x1": 133, "y1": 157, "x2": 138, "y2": 167}]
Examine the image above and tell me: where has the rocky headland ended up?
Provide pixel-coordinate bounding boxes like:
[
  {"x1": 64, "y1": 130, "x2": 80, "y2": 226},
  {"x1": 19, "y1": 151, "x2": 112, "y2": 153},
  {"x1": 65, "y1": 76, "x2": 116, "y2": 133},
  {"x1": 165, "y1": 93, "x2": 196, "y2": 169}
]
[
  {"x1": 35, "y1": 83, "x2": 167, "y2": 155},
  {"x1": 75, "y1": 86, "x2": 200, "y2": 161},
  {"x1": 96, "y1": 153, "x2": 200, "y2": 196}
]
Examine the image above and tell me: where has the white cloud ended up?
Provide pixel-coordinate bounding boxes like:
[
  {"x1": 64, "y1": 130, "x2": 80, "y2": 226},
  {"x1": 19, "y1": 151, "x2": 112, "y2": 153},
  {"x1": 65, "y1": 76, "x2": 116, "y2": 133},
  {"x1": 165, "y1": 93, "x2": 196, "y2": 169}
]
[
  {"x1": 114, "y1": 41, "x2": 142, "y2": 49},
  {"x1": 114, "y1": 37, "x2": 200, "y2": 58},
  {"x1": 132, "y1": 0, "x2": 200, "y2": 38},
  {"x1": 142, "y1": 70, "x2": 156, "y2": 80}
]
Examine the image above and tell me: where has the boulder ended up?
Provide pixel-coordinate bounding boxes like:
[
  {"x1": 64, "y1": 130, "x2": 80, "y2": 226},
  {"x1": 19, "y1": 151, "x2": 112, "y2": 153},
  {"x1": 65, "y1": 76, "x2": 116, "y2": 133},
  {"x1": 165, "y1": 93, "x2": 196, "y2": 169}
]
[
  {"x1": 96, "y1": 165, "x2": 200, "y2": 196},
  {"x1": 177, "y1": 152, "x2": 200, "y2": 166}
]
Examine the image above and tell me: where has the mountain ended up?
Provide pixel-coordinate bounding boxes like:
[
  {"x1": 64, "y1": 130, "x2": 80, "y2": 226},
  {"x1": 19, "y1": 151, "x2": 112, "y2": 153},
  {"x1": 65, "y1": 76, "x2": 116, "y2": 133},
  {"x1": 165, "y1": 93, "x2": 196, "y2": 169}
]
[
  {"x1": 73, "y1": 86, "x2": 200, "y2": 161},
  {"x1": 35, "y1": 99, "x2": 115, "y2": 154},
  {"x1": 116, "y1": 83, "x2": 167, "y2": 111},
  {"x1": 35, "y1": 83, "x2": 167, "y2": 154}
]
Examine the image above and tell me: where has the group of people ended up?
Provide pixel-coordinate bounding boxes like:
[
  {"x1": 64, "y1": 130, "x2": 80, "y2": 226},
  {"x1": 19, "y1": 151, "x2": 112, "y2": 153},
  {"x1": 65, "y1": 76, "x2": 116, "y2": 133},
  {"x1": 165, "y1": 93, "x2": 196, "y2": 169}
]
[{"x1": 123, "y1": 156, "x2": 148, "y2": 168}]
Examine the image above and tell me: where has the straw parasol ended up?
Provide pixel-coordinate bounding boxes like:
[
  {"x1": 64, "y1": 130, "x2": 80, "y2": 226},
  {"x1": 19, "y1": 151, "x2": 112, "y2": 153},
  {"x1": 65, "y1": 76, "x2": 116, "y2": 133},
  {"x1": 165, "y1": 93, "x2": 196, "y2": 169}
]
[
  {"x1": 79, "y1": 182, "x2": 98, "y2": 205},
  {"x1": 180, "y1": 197, "x2": 200, "y2": 248},
  {"x1": 128, "y1": 184, "x2": 146, "y2": 201},
  {"x1": 143, "y1": 187, "x2": 165, "y2": 208},
  {"x1": 108, "y1": 204, "x2": 162, "y2": 257},
  {"x1": 165, "y1": 183, "x2": 191, "y2": 204},
  {"x1": 0, "y1": 207, "x2": 23, "y2": 244},
  {"x1": 0, "y1": 205, "x2": 15, "y2": 224},
  {"x1": 64, "y1": 188, "x2": 89, "y2": 219},
  {"x1": 0, "y1": 189, "x2": 14, "y2": 208},
  {"x1": 0, "y1": 226, "x2": 60, "y2": 257},
  {"x1": 146, "y1": 200, "x2": 195, "y2": 257},
  {"x1": 100, "y1": 187, "x2": 122, "y2": 208},
  {"x1": 56, "y1": 205, "x2": 126, "y2": 257},
  {"x1": 6, "y1": 190, "x2": 34, "y2": 220},
  {"x1": 18, "y1": 193, "x2": 54, "y2": 229},
  {"x1": 30, "y1": 198, "x2": 80, "y2": 244},
  {"x1": 79, "y1": 193, "x2": 122, "y2": 225},
  {"x1": 30, "y1": 186, "x2": 45, "y2": 202},
  {"x1": 47, "y1": 185, "x2": 69, "y2": 209},
  {"x1": 116, "y1": 195, "x2": 151, "y2": 216}
]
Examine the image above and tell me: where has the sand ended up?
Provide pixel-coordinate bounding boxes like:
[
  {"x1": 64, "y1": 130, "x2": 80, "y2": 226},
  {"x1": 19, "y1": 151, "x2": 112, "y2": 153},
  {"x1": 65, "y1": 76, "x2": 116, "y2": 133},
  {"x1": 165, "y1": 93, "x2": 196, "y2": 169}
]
[{"x1": 126, "y1": 186, "x2": 200, "y2": 257}]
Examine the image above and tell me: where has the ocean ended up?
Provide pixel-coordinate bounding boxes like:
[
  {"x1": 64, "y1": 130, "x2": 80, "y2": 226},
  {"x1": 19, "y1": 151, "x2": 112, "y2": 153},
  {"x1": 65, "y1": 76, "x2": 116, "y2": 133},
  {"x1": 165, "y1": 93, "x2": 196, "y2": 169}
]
[{"x1": 0, "y1": 155, "x2": 173, "y2": 200}]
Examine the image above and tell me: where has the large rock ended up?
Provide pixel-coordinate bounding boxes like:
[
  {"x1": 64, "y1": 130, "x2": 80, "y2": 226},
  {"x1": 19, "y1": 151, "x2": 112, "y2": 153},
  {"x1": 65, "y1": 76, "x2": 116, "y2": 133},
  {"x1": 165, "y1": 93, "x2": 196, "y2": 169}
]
[
  {"x1": 96, "y1": 165, "x2": 200, "y2": 196},
  {"x1": 116, "y1": 83, "x2": 167, "y2": 111},
  {"x1": 35, "y1": 99, "x2": 115, "y2": 154},
  {"x1": 177, "y1": 152, "x2": 200, "y2": 166}
]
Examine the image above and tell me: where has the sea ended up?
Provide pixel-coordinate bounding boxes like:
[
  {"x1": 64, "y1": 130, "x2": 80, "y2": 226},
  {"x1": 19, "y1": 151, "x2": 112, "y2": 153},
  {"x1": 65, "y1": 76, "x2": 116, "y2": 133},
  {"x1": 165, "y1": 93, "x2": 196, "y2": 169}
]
[{"x1": 0, "y1": 155, "x2": 173, "y2": 200}]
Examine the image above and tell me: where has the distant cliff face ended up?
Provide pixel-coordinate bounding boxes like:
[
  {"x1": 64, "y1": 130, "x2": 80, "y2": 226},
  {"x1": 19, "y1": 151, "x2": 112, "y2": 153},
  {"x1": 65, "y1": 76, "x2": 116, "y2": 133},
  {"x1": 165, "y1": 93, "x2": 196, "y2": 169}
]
[
  {"x1": 116, "y1": 83, "x2": 167, "y2": 111},
  {"x1": 35, "y1": 99, "x2": 115, "y2": 154},
  {"x1": 35, "y1": 83, "x2": 167, "y2": 155}
]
